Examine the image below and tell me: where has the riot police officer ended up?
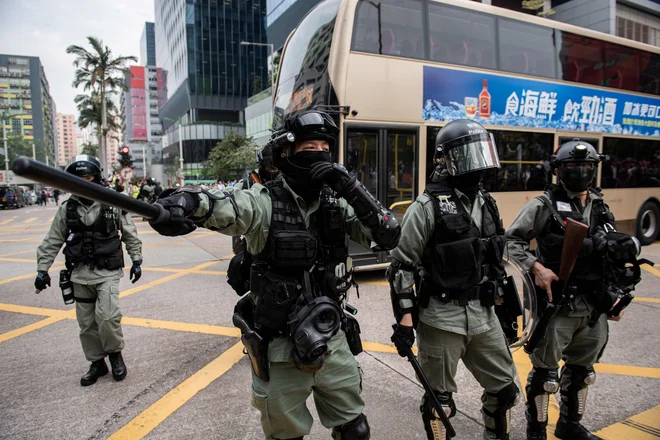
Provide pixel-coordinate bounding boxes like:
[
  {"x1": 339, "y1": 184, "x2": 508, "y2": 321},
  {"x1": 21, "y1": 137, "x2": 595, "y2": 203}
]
[
  {"x1": 149, "y1": 110, "x2": 400, "y2": 440},
  {"x1": 35, "y1": 155, "x2": 143, "y2": 386},
  {"x1": 389, "y1": 119, "x2": 519, "y2": 440},
  {"x1": 506, "y1": 140, "x2": 630, "y2": 440}
]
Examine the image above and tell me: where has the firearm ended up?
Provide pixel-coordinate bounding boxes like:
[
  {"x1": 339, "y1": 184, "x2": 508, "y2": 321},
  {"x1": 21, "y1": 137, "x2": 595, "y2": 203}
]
[
  {"x1": 11, "y1": 157, "x2": 170, "y2": 222},
  {"x1": 233, "y1": 313, "x2": 270, "y2": 382},
  {"x1": 524, "y1": 218, "x2": 588, "y2": 354},
  {"x1": 397, "y1": 342, "x2": 456, "y2": 438}
]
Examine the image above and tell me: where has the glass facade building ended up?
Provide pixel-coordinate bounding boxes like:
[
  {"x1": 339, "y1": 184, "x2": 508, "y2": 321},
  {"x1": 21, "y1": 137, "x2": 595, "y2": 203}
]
[{"x1": 140, "y1": 22, "x2": 157, "y2": 66}]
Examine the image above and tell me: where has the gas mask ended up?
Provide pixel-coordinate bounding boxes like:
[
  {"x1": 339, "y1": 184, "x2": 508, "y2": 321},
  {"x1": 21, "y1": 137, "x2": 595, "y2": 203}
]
[{"x1": 289, "y1": 296, "x2": 342, "y2": 373}]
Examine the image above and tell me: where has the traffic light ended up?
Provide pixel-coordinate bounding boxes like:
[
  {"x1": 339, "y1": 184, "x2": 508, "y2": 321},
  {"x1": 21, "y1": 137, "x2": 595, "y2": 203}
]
[{"x1": 119, "y1": 146, "x2": 133, "y2": 167}]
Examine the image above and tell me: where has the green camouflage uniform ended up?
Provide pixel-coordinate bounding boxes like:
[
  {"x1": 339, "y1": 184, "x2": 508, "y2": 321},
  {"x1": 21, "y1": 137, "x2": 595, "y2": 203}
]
[
  {"x1": 36, "y1": 198, "x2": 142, "y2": 361},
  {"x1": 193, "y1": 179, "x2": 374, "y2": 440},
  {"x1": 391, "y1": 189, "x2": 517, "y2": 425}
]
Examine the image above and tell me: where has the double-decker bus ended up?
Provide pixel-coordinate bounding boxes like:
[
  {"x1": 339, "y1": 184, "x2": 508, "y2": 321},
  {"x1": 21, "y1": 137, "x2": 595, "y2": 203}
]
[{"x1": 272, "y1": 0, "x2": 660, "y2": 270}]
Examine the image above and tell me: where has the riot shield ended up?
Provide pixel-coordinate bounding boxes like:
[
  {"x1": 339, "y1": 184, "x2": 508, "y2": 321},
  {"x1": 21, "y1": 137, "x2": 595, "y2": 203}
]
[{"x1": 499, "y1": 257, "x2": 537, "y2": 351}]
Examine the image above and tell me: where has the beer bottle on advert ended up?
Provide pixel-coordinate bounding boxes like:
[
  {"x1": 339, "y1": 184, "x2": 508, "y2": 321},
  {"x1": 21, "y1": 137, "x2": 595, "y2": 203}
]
[{"x1": 479, "y1": 79, "x2": 491, "y2": 118}]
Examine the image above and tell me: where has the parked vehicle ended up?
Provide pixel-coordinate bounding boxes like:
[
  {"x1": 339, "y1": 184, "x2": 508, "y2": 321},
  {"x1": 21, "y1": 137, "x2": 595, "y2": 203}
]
[{"x1": 0, "y1": 186, "x2": 27, "y2": 209}]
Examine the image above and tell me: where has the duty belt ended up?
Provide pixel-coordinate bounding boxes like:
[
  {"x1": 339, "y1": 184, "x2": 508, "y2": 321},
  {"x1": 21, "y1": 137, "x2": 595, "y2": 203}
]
[{"x1": 433, "y1": 285, "x2": 482, "y2": 306}]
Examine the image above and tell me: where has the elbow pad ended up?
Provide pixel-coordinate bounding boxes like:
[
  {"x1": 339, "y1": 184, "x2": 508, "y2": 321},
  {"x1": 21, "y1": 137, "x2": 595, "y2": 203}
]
[{"x1": 341, "y1": 179, "x2": 401, "y2": 250}]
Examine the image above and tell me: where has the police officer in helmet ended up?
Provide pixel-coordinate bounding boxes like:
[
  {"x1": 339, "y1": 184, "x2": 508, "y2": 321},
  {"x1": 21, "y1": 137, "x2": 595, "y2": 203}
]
[
  {"x1": 507, "y1": 140, "x2": 633, "y2": 440},
  {"x1": 389, "y1": 119, "x2": 519, "y2": 440},
  {"x1": 35, "y1": 155, "x2": 143, "y2": 386},
  {"x1": 149, "y1": 110, "x2": 400, "y2": 440}
]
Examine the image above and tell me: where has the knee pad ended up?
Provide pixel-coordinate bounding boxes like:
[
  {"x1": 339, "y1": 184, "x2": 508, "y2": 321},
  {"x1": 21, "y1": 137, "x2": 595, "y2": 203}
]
[
  {"x1": 483, "y1": 383, "x2": 519, "y2": 437},
  {"x1": 564, "y1": 364, "x2": 596, "y2": 387},
  {"x1": 526, "y1": 368, "x2": 559, "y2": 425},
  {"x1": 331, "y1": 413, "x2": 370, "y2": 440},
  {"x1": 421, "y1": 392, "x2": 455, "y2": 440}
]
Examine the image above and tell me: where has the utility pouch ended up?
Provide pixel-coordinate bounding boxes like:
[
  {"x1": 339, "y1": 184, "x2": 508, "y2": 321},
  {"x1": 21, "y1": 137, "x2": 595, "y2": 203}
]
[
  {"x1": 227, "y1": 249, "x2": 252, "y2": 296},
  {"x1": 251, "y1": 269, "x2": 302, "y2": 333},
  {"x1": 343, "y1": 311, "x2": 363, "y2": 356},
  {"x1": 494, "y1": 276, "x2": 523, "y2": 345},
  {"x1": 269, "y1": 231, "x2": 317, "y2": 269},
  {"x1": 59, "y1": 269, "x2": 75, "y2": 305},
  {"x1": 479, "y1": 280, "x2": 498, "y2": 307}
]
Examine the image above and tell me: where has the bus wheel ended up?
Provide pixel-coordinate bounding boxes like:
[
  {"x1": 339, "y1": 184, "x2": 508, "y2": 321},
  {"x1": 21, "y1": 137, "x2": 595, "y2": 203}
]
[{"x1": 636, "y1": 201, "x2": 660, "y2": 245}]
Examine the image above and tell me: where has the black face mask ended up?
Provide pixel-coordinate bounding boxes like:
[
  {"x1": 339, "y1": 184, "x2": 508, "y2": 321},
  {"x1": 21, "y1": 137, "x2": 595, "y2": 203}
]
[
  {"x1": 451, "y1": 170, "x2": 484, "y2": 201},
  {"x1": 558, "y1": 166, "x2": 595, "y2": 193},
  {"x1": 79, "y1": 197, "x2": 94, "y2": 206},
  {"x1": 279, "y1": 151, "x2": 332, "y2": 201}
]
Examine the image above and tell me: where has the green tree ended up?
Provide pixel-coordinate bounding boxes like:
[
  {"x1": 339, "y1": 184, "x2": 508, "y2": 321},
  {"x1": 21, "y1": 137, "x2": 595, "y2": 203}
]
[
  {"x1": 5, "y1": 137, "x2": 52, "y2": 164},
  {"x1": 164, "y1": 155, "x2": 180, "y2": 187},
  {"x1": 81, "y1": 143, "x2": 98, "y2": 157},
  {"x1": 66, "y1": 37, "x2": 136, "y2": 171},
  {"x1": 207, "y1": 132, "x2": 258, "y2": 180},
  {"x1": 267, "y1": 54, "x2": 281, "y2": 88}
]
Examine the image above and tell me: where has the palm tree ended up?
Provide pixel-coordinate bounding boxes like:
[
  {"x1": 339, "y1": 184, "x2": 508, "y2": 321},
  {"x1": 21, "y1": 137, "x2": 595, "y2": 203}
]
[
  {"x1": 75, "y1": 92, "x2": 120, "y2": 147},
  {"x1": 66, "y1": 37, "x2": 136, "y2": 171}
]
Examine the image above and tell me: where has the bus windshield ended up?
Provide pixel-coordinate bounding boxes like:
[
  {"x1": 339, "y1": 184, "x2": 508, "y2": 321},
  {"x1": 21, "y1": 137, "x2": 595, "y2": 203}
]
[{"x1": 273, "y1": 0, "x2": 342, "y2": 127}]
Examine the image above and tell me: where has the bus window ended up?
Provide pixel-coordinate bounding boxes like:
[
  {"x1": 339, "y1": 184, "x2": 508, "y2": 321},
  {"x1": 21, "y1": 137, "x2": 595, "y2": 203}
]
[
  {"x1": 603, "y1": 42, "x2": 641, "y2": 92},
  {"x1": 601, "y1": 137, "x2": 660, "y2": 189},
  {"x1": 497, "y1": 18, "x2": 556, "y2": 79},
  {"x1": 352, "y1": 0, "x2": 425, "y2": 59},
  {"x1": 427, "y1": 3, "x2": 496, "y2": 69},
  {"x1": 386, "y1": 130, "x2": 416, "y2": 221},
  {"x1": 346, "y1": 130, "x2": 379, "y2": 197},
  {"x1": 558, "y1": 32, "x2": 604, "y2": 87},
  {"x1": 640, "y1": 53, "x2": 660, "y2": 96},
  {"x1": 483, "y1": 131, "x2": 554, "y2": 192}
]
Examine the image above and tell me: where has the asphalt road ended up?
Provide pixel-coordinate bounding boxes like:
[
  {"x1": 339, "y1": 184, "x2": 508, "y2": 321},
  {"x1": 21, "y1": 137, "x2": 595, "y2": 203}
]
[{"x1": 0, "y1": 199, "x2": 659, "y2": 440}]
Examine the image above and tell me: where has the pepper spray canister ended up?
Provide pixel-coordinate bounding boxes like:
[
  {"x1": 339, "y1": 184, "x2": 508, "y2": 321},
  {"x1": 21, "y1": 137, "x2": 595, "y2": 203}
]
[{"x1": 59, "y1": 269, "x2": 75, "y2": 305}]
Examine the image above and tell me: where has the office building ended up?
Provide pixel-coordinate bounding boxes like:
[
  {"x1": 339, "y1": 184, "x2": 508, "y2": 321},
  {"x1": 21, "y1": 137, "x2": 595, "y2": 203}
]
[
  {"x1": 155, "y1": 0, "x2": 267, "y2": 180},
  {"x1": 0, "y1": 55, "x2": 56, "y2": 161},
  {"x1": 121, "y1": 65, "x2": 167, "y2": 178},
  {"x1": 140, "y1": 22, "x2": 157, "y2": 67},
  {"x1": 55, "y1": 113, "x2": 76, "y2": 166}
]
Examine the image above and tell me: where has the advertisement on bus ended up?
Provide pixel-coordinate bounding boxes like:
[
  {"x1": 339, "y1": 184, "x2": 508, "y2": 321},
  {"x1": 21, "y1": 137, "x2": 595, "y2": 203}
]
[{"x1": 422, "y1": 65, "x2": 660, "y2": 137}]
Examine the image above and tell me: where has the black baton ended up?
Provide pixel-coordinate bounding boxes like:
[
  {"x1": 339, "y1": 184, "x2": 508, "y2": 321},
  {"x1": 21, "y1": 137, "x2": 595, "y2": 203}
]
[
  {"x1": 400, "y1": 343, "x2": 456, "y2": 437},
  {"x1": 11, "y1": 156, "x2": 169, "y2": 223}
]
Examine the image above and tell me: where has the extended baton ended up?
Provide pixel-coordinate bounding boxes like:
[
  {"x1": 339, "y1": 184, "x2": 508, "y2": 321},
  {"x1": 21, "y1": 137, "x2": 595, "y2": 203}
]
[
  {"x1": 399, "y1": 341, "x2": 456, "y2": 437},
  {"x1": 11, "y1": 156, "x2": 169, "y2": 223}
]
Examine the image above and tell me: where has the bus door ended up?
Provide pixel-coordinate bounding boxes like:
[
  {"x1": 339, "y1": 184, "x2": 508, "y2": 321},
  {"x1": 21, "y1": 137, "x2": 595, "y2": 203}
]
[
  {"x1": 556, "y1": 134, "x2": 602, "y2": 185},
  {"x1": 344, "y1": 125, "x2": 418, "y2": 268}
]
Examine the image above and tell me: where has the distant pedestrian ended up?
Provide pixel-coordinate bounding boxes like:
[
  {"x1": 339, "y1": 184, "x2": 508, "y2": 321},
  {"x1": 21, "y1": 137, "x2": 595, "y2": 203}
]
[
  {"x1": 41, "y1": 189, "x2": 48, "y2": 207},
  {"x1": 53, "y1": 189, "x2": 60, "y2": 206}
]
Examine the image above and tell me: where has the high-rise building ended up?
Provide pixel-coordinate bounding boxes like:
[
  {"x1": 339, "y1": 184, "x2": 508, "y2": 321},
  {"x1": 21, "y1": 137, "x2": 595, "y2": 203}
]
[
  {"x1": 268, "y1": 0, "x2": 323, "y2": 51},
  {"x1": 155, "y1": 0, "x2": 267, "y2": 181},
  {"x1": 121, "y1": 65, "x2": 167, "y2": 178},
  {"x1": 106, "y1": 115, "x2": 120, "y2": 169},
  {"x1": 0, "y1": 55, "x2": 56, "y2": 162},
  {"x1": 55, "y1": 113, "x2": 76, "y2": 166},
  {"x1": 140, "y1": 22, "x2": 157, "y2": 66}
]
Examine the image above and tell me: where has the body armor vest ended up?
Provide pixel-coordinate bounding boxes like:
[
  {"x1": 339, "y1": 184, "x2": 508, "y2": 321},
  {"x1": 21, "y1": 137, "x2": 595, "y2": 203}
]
[
  {"x1": 535, "y1": 184, "x2": 614, "y2": 279},
  {"x1": 250, "y1": 179, "x2": 352, "y2": 334},
  {"x1": 422, "y1": 182, "x2": 505, "y2": 295},
  {"x1": 62, "y1": 199, "x2": 124, "y2": 270}
]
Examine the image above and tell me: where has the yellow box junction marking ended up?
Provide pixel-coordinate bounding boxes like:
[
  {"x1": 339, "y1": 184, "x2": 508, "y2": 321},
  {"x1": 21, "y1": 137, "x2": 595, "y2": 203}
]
[
  {"x1": 0, "y1": 263, "x2": 64, "y2": 285},
  {"x1": 596, "y1": 403, "x2": 660, "y2": 439},
  {"x1": 636, "y1": 297, "x2": 660, "y2": 304},
  {"x1": 108, "y1": 342, "x2": 245, "y2": 440},
  {"x1": 24, "y1": 217, "x2": 37, "y2": 224},
  {"x1": 641, "y1": 263, "x2": 660, "y2": 279},
  {"x1": 119, "y1": 261, "x2": 218, "y2": 298},
  {"x1": 0, "y1": 316, "x2": 67, "y2": 344},
  {"x1": 0, "y1": 218, "x2": 15, "y2": 225},
  {"x1": 121, "y1": 317, "x2": 240, "y2": 337}
]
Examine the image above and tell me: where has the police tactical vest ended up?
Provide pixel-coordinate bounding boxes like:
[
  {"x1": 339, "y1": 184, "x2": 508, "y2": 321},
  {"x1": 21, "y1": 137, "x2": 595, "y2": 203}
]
[
  {"x1": 62, "y1": 199, "x2": 124, "y2": 270},
  {"x1": 535, "y1": 184, "x2": 614, "y2": 278},
  {"x1": 422, "y1": 181, "x2": 505, "y2": 294},
  {"x1": 250, "y1": 179, "x2": 352, "y2": 334}
]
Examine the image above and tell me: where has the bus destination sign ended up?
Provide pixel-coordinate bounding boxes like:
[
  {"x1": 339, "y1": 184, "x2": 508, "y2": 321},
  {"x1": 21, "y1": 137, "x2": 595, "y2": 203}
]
[{"x1": 422, "y1": 65, "x2": 660, "y2": 137}]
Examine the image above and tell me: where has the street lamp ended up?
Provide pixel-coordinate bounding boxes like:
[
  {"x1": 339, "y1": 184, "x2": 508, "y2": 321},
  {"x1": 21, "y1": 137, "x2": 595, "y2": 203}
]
[
  {"x1": 240, "y1": 41, "x2": 275, "y2": 96},
  {"x1": 1, "y1": 111, "x2": 32, "y2": 173},
  {"x1": 162, "y1": 116, "x2": 184, "y2": 186}
]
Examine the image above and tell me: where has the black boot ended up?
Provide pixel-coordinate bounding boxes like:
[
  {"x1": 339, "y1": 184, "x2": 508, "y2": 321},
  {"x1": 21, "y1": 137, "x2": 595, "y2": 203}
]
[
  {"x1": 555, "y1": 416, "x2": 602, "y2": 440},
  {"x1": 81, "y1": 359, "x2": 109, "y2": 386},
  {"x1": 108, "y1": 352, "x2": 127, "y2": 381}
]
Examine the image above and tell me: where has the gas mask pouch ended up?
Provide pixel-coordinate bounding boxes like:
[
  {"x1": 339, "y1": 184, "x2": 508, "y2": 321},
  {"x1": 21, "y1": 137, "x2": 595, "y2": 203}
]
[{"x1": 289, "y1": 296, "x2": 342, "y2": 373}]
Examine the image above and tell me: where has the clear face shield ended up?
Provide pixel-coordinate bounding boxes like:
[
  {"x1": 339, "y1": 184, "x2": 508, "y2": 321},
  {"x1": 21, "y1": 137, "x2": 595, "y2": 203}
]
[{"x1": 442, "y1": 132, "x2": 501, "y2": 176}]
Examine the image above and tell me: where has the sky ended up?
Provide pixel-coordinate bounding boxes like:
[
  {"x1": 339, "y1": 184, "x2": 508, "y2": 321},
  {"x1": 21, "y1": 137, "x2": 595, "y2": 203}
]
[{"x1": 0, "y1": 0, "x2": 155, "y2": 117}]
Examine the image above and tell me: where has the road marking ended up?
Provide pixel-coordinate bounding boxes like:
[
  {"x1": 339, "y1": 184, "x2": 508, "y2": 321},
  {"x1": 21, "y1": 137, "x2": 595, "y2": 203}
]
[
  {"x1": 0, "y1": 302, "x2": 73, "y2": 318},
  {"x1": 122, "y1": 317, "x2": 240, "y2": 337},
  {"x1": 362, "y1": 341, "x2": 418, "y2": 356},
  {"x1": 362, "y1": 281, "x2": 389, "y2": 286},
  {"x1": 48, "y1": 216, "x2": 54, "y2": 222},
  {"x1": 596, "y1": 403, "x2": 660, "y2": 439},
  {"x1": 192, "y1": 269, "x2": 227, "y2": 276},
  {"x1": 0, "y1": 249, "x2": 36, "y2": 257},
  {"x1": 0, "y1": 265, "x2": 64, "y2": 286},
  {"x1": 636, "y1": 297, "x2": 660, "y2": 304},
  {"x1": 108, "y1": 342, "x2": 245, "y2": 440},
  {"x1": 119, "y1": 261, "x2": 218, "y2": 298},
  {"x1": 0, "y1": 218, "x2": 14, "y2": 225},
  {"x1": 595, "y1": 363, "x2": 660, "y2": 379},
  {"x1": 0, "y1": 257, "x2": 56, "y2": 263},
  {"x1": 0, "y1": 239, "x2": 43, "y2": 243},
  {"x1": 24, "y1": 217, "x2": 37, "y2": 224},
  {"x1": 642, "y1": 264, "x2": 660, "y2": 279},
  {"x1": 0, "y1": 316, "x2": 68, "y2": 344}
]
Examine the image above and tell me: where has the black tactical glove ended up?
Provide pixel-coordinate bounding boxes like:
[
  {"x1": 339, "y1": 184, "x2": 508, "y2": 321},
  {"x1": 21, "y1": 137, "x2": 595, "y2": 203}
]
[
  {"x1": 129, "y1": 261, "x2": 142, "y2": 284},
  {"x1": 391, "y1": 323, "x2": 415, "y2": 358},
  {"x1": 149, "y1": 189, "x2": 199, "y2": 237},
  {"x1": 34, "y1": 271, "x2": 51, "y2": 291},
  {"x1": 309, "y1": 162, "x2": 356, "y2": 196}
]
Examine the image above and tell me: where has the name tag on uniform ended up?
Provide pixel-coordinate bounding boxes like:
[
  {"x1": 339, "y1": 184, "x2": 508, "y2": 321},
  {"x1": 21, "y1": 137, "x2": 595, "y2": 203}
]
[{"x1": 556, "y1": 201, "x2": 572, "y2": 212}]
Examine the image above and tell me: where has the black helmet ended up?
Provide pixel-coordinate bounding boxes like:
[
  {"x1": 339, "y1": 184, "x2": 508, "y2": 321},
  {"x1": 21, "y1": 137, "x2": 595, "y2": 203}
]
[
  {"x1": 66, "y1": 155, "x2": 102, "y2": 183},
  {"x1": 256, "y1": 143, "x2": 280, "y2": 182},
  {"x1": 434, "y1": 119, "x2": 500, "y2": 176},
  {"x1": 146, "y1": 177, "x2": 154, "y2": 185},
  {"x1": 551, "y1": 139, "x2": 602, "y2": 192},
  {"x1": 269, "y1": 111, "x2": 339, "y2": 168}
]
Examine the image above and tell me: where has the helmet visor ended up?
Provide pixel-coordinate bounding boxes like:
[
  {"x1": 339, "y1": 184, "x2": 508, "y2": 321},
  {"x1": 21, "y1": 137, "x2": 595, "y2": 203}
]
[{"x1": 443, "y1": 132, "x2": 500, "y2": 175}]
